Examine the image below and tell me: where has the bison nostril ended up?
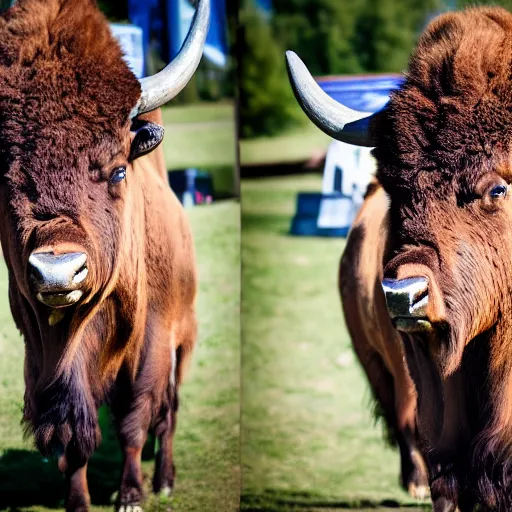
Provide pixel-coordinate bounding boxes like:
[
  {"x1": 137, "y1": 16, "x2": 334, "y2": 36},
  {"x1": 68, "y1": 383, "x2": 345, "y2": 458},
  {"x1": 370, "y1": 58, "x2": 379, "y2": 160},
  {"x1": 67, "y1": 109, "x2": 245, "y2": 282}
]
[
  {"x1": 382, "y1": 277, "x2": 429, "y2": 319},
  {"x1": 73, "y1": 263, "x2": 88, "y2": 285},
  {"x1": 28, "y1": 251, "x2": 88, "y2": 293},
  {"x1": 411, "y1": 285, "x2": 428, "y2": 311}
]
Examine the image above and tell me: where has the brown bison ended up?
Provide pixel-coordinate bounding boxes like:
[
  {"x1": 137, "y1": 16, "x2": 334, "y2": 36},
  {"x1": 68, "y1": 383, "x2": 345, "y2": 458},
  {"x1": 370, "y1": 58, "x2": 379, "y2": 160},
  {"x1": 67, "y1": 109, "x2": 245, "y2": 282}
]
[
  {"x1": 287, "y1": 6, "x2": 512, "y2": 511},
  {"x1": 0, "y1": 0, "x2": 209, "y2": 511}
]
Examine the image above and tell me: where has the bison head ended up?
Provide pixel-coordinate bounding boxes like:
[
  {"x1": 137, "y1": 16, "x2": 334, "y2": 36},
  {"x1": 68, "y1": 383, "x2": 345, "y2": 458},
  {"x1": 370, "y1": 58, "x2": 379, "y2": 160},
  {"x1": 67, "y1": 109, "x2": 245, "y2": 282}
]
[
  {"x1": 287, "y1": 7, "x2": 512, "y2": 377},
  {"x1": 0, "y1": 0, "x2": 208, "y2": 328}
]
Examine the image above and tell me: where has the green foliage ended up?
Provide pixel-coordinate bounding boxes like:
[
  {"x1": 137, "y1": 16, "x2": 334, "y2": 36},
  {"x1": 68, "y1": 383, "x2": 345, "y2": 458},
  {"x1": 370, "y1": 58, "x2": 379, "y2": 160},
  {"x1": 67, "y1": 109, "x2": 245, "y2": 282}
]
[
  {"x1": 352, "y1": 0, "x2": 438, "y2": 73},
  {"x1": 272, "y1": 0, "x2": 440, "y2": 75},
  {"x1": 97, "y1": 0, "x2": 128, "y2": 22},
  {"x1": 239, "y1": 4, "x2": 305, "y2": 138},
  {"x1": 240, "y1": 0, "x2": 441, "y2": 138}
]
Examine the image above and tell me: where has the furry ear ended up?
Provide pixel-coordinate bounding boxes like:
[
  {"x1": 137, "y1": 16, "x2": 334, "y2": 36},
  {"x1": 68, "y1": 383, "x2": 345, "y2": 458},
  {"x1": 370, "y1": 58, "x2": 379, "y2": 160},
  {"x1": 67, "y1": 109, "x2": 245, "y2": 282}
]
[{"x1": 129, "y1": 120, "x2": 165, "y2": 162}]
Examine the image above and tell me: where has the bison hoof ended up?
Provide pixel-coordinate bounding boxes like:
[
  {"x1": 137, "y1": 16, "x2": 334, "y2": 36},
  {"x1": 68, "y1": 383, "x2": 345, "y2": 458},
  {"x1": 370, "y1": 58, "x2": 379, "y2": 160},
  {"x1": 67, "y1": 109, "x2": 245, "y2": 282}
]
[
  {"x1": 159, "y1": 485, "x2": 172, "y2": 498},
  {"x1": 116, "y1": 488, "x2": 144, "y2": 512},
  {"x1": 407, "y1": 482, "x2": 430, "y2": 500},
  {"x1": 117, "y1": 506, "x2": 143, "y2": 512},
  {"x1": 433, "y1": 497, "x2": 457, "y2": 512}
]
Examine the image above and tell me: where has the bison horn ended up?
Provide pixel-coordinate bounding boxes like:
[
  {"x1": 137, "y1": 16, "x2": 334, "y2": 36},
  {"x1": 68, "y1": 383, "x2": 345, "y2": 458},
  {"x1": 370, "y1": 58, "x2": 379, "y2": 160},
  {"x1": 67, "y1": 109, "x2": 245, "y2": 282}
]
[
  {"x1": 131, "y1": 0, "x2": 210, "y2": 117},
  {"x1": 285, "y1": 51, "x2": 378, "y2": 147}
]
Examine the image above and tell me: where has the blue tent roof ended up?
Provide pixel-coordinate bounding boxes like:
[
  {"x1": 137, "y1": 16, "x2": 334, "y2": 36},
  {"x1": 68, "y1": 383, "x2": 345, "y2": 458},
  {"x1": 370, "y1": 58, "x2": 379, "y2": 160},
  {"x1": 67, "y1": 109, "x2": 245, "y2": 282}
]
[{"x1": 318, "y1": 75, "x2": 405, "y2": 113}]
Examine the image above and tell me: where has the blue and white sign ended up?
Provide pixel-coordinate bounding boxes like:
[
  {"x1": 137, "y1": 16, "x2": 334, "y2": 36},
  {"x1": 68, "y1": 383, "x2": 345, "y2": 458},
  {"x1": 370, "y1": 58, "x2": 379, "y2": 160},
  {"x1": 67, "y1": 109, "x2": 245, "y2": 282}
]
[{"x1": 110, "y1": 23, "x2": 144, "y2": 79}]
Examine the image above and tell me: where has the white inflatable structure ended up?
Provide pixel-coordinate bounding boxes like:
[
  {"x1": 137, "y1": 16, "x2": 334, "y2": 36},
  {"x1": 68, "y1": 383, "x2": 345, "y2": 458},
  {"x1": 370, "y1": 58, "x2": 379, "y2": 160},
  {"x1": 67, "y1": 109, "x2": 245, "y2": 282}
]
[{"x1": 317, "y1": 140, "x2": 376, "y2": 231}]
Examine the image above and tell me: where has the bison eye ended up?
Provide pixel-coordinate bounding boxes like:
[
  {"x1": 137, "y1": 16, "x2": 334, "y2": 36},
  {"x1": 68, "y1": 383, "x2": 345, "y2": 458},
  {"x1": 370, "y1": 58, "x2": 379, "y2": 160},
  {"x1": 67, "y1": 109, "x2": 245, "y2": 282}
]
[
  {"x1": 110, "y1": 166, "x2": 126, "y2": 184},
  {"x1": 490, "y1": 184, "x2": 507, "y2": 199}
]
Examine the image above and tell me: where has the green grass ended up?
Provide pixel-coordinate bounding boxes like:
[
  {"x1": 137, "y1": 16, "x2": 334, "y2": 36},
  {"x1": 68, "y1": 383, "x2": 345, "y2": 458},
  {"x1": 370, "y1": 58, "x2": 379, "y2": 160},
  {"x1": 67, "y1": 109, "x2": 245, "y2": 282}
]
[
  {"x1": 241, "y1": 175, "x2": 429, "y2": 511},
  {"x1": 162, "y1": 102, "x2": 234, "y2": 125},
  {"x1": 240, "y1": 125, "x2": 330, "y2": 167},
  {"x1": 0, "y1": 201, "x2": 240, "y2": 512},
  {"x1": 162, "y1": 102, "x2": 236, "y2": 171}
]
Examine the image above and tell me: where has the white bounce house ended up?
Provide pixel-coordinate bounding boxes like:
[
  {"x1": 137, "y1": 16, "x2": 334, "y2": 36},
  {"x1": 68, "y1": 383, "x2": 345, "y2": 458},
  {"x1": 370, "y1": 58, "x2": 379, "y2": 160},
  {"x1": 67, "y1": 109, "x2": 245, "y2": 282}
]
[
  {"x1": 317, "y1": 140, "x2": 376, "y2": 231},
  {"x1": 290, "y1": 140, "x2": 376, "y2": 237}
]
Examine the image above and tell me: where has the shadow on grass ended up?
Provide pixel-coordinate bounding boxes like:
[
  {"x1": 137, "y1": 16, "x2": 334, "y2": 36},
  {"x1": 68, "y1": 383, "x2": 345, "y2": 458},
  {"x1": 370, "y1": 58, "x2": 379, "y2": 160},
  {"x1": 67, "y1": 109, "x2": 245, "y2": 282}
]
[
  {"x1": 241, "y1": 489, "x2": 432, "y2": 511},
  {"x1": 0, "y1": 407, "x2": 155, "y2": 510}
]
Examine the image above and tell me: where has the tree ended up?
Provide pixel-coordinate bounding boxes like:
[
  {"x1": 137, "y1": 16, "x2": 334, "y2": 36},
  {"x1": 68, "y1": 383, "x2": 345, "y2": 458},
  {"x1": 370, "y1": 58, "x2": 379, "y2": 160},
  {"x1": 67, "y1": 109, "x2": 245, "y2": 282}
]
[
  {"x1": 239, "y1": 3, "x2": 304, "y2": 138},
  {"x1": 272, "y1": 0, "x2": 440, "y2": 75},
  {"x1": 97, "y1": 0, "x2": 128, "y2": 22}
]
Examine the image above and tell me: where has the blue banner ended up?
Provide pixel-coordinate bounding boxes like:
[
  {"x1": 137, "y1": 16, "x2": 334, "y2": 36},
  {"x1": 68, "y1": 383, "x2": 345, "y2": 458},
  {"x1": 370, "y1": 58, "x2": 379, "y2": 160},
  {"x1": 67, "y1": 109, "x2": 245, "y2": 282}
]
[
  {"x1": 170, "y1": 0, "x2": 228, "y2": 67},
  {"x1": 129, "y1": 0, "x2": 229, "y2": 74}
]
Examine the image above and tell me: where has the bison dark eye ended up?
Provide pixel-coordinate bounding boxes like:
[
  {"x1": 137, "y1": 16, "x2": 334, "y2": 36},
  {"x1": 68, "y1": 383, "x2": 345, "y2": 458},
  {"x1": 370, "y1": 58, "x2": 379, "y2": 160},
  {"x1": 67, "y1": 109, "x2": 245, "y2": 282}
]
[
  {"x1": 110, "y1": 167, "x2": 126, "y2": 184},
  {"x1": 490, "y1": 184, "x2": 507, "y2": 199}
]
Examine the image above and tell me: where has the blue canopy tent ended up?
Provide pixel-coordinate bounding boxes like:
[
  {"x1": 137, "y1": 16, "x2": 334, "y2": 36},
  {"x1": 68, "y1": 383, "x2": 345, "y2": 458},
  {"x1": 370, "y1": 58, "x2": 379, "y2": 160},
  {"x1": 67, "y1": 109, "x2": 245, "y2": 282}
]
[{"x1": 128, "y1": 0, "x2": 229, "y2": 76}]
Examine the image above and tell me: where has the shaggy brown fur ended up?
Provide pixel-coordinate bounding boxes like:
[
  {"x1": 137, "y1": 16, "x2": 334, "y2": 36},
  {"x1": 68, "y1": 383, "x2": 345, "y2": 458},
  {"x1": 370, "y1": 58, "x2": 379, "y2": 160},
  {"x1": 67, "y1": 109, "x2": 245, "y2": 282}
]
[
  {"x1": 0, "y1": 1, "x2": 197, "y2": 511},
  {"x1": 342, "y1": 6, "x2": 512, "y2": 511},
  {"x1": 339, "y1": 183, "x2": 429, "y2": 500}
]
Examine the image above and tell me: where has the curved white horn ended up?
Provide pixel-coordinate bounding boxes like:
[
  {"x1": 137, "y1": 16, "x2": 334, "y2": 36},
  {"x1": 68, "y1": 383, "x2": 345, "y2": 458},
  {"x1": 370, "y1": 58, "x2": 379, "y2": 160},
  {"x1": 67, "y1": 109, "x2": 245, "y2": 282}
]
[
  {"x1": 285, "y1": 51, "x2": 379, "y2": 147},
  {"x1": 132, "y1": 0, "x2": 210, "y2": 117}
]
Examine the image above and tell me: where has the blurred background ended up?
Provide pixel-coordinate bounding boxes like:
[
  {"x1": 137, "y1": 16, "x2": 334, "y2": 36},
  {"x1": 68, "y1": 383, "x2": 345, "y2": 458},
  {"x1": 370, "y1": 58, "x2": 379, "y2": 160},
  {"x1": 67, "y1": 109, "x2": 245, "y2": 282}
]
[
  {"x1": 239, "y1": 0, "x2": 510, "y2": 511},
  {"x1": 0, "y1": 2, "x2": 240, "y2": 512}
]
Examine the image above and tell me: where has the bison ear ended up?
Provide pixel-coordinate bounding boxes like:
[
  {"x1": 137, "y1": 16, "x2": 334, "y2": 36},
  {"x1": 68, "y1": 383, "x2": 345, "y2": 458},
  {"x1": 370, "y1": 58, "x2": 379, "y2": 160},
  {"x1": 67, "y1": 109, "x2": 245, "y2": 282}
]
[{"x1": 129, "y1": 120, "x2": 165, "y2": 162}]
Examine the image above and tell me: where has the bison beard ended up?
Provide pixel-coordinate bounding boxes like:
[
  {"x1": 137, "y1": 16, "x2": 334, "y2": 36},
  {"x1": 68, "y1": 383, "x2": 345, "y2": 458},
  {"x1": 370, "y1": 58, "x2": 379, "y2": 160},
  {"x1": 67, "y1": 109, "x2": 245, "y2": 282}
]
[{"x1": 0, "y1": 1, "x2": 200, "y2": 511}]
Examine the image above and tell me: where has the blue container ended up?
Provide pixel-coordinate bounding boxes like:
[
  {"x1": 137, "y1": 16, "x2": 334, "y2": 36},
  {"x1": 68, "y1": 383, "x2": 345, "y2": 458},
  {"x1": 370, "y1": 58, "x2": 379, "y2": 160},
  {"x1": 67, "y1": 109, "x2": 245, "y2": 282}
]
[
  {"x1": 290, "y1": 193, "x2": 352, "y2": 238},
  {"x1": 168, "y1": 169, "x2": 214, "y2": 206},
  {"x1": 317, "y1": 74, "x2": 405, "y2": 113}
]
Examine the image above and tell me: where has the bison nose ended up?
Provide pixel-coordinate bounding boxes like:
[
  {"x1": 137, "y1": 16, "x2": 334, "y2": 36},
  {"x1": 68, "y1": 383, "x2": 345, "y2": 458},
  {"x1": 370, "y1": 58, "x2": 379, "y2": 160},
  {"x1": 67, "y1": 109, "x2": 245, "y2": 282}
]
[
  {"x1": 382, "y1": 277, "x2": 432, "y2": 332},
  {"x1": 28, "y1": 251, "x2": 88, "y2": 308}
]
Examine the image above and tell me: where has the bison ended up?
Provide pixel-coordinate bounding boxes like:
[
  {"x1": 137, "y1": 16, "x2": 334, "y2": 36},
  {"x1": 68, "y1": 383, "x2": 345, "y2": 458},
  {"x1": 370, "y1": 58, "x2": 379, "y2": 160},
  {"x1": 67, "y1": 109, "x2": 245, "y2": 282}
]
[
  {"x1": 0, "y1": 0, "x2": 209, "y2": 510},
  {"x1": 287, "y1": 6, "x2": 512, "y2": 511}
]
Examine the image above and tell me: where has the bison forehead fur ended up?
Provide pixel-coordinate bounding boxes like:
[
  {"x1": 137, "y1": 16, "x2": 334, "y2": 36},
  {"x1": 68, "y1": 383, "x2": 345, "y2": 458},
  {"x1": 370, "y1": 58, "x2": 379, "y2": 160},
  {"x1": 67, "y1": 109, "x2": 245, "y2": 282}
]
[
  {"x1": 376, "y1": 7, "x2": 512, "y2": 193},
  {"x1": 0, "y1": 0, "x2": 140, "y2": 162}
]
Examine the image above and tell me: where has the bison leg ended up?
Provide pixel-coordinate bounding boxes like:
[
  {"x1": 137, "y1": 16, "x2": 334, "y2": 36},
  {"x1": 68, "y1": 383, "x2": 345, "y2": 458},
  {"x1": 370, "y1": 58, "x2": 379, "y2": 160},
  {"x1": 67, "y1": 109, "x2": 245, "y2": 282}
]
[
  {"x1": 354, "y1": 344, "x2": 429, "y2": 498},
  {"x1": 152, "y1": 343, "x2": 191, "y2": 496},
  {"x1": 118, "y1": 445, "x2": 146, "y2": 512},
  {"x1": 63, "y1": 454, "x2": 90, "y2": 512},
  {"x1": 430, "y1": 475, "x2": 459, "y2": 512},
  {"x1": 152, "y1": 317, "x2": 196, "y2": 496},
  {"x1": 113, "y1": 395, "x2": 152, "y2": 512},
  {"x1": 396, "y1": 428, "x2": 429, "y2": 499},
  {"x1": 152, "y1": 382, "x2": 178, "y2": 496}
]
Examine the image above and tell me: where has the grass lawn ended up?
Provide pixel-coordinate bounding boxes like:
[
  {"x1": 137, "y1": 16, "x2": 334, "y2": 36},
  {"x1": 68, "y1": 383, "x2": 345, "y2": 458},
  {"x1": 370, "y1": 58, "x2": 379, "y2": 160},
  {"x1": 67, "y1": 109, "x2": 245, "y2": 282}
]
[
  {"x1": 241, "y1": 175, "x2": 429, "y2": 511},
  {"x1": 0, "y1": 201, "x2": 240, "y2": 512},
  {"x1": 240, "y1": 125, "x2": 330, "y2": 167},
  {"x1": 162, "y1": 102, "x2": 236, "y2": 171},
  {"x1": 162, "y1": 102, "x2": 236, "y2": 198}
]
